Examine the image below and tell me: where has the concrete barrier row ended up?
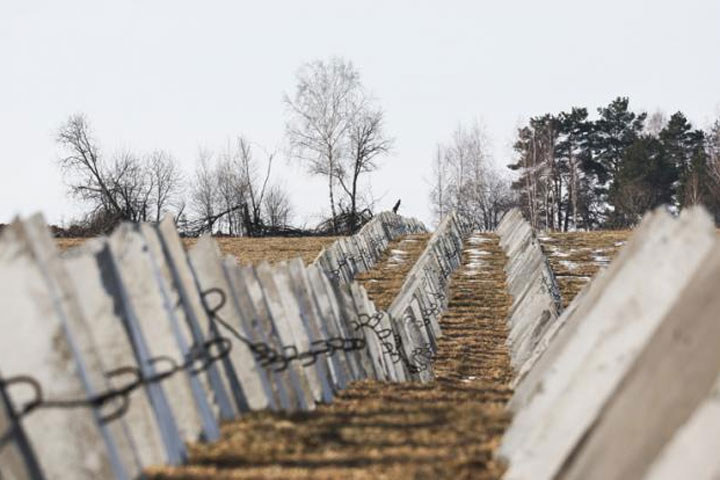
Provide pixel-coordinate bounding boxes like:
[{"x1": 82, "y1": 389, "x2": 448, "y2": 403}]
[
  {"x1": 313, "y1": 211, "x2": 427, "y2": 284},
  {"x1": 385, "y1": 212, "x2": 469, "y2": 382},
  {"x1": 496, "y1": 206, "x2": 720, "y2": 479},
  {"x1": 495, "y1": 208, "x2": 563, "y2": 386},
  {"x1": 0, "y1": 212, "x2": 444, "y2": 480}
]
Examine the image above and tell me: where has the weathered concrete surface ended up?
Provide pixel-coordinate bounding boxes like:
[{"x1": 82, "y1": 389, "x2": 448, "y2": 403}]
[
  {"x1": 556, "y1": 239, "x2": 720, "y2": 480},
  {"x1": 0, "y1": 367, "x2": 44, "y2": 480},
  {"x1": 644, "y1": 373, "x2": 720, "y2": 480},
  {"x1": 0, "y1": 219, "x2": 123, "y2": 479},
  {"x1": 508, "y1": 208, "x2": 680, "y2": 410},
  {"x1": 150, "y1": 221, "x2": 236, "y2": 422},
  {"x1": 108, "y1": 224, "x2": 214, "y2": 445},
  {"x1": 501, "y1": 207, "x2": 718, "y2": 480},
  {"x1": 495, "y1": 209, "x2": 562, "y2": 381},
  {"x1": 188, "y1": 236, "x2": 273, "y2": 412},
  {"x1": 63, "y1": 239, "x2": 168, "y2": 469},
  {"x1": 273, "y1": 261, "x2": 334, "y2": 404}
]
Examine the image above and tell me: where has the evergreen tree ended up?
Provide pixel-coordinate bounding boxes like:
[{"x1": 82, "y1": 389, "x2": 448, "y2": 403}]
[
  {"x1": 509, "y1": 115, "x2": 560, "y2": 230},
  {"x1": 556, "y1": 107, "x2": 595, "y2": 229},
  {"x1": 590, "y1": 97, "x2": 647, "y2": 222},
  {"x1": 508, "y1": 98, "x2": 717, "y2": 229},
  {"x1": 658, "y1": 112, "x2": 707, "y2": 207},
  {"x1": 608, "y1": 135, "x2": 676, "y2": 227}
]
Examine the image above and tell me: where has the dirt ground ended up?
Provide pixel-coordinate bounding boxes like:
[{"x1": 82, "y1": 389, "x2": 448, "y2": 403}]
[
  {"x1": 56, "y1": 236, "x2": 340, "y2": 265},
  {"x1": 146, "y1": 233, "x2": 514, "y2": 480}
]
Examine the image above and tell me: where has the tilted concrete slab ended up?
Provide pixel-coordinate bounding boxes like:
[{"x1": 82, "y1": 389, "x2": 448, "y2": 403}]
[
  {"x1": 150, "y1": 220, "x2": 236, "y2": 422},
  {"x1": 501, "y1": 207, "x2": 717, "y2": 480},
  {"x1": 304, "y1": 264, "x2": 353, "y2": 388},
  {"x1": 557, "y1": 240, "x2": 720, "y2": 480},
  {"x1": 644, "y1": 373, "x2": 720, "y2": 480},
  {"x1": 107, "y1": 224, "x2": 217, "y2": 444},
  {"x1": 63, "y1": 239, "x2": 169, "y2": 469},
  {"x1": 188, "y1": 236, "x2": 273, "y2": 412},
  {"x1": 272, "y1": 262, "x2": 333, "y2": 404},
  {"x1": 0, "y1": 220, "x2": 127, "y2": 479},
  {"x1": 508, "y1": 208, "x2": 693, "y2": 410},
  {"x1": 225, "y1": 262, "x2": 292, "y2": 412},
  {"x1": 254, "y1": 262, "x2": 317, "y2": 411},
  {"x1": 286, "y1": 259, "x2": 347, "y2": 392},
  {"x1": 309, "y1": 266, "x2": 367, "y2": 382}
]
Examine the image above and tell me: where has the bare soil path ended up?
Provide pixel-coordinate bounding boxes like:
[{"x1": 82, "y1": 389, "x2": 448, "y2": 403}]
[{"x1": 147, "y1": 233, "x2": 513, "y2": 480}]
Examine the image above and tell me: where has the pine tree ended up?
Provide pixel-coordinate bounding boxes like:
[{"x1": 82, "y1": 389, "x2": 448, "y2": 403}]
[
  {"x1": 659, "y1": 112, "x2": 707, "y2": 207},
  {"x1": 556, "y1": 107, "x2": 594, "y2": 229},
  {"x1": 591, "y1": 97, "x2": 647, "y2": 223},
  {"x1": 608, "y1": 135, "x2": 676, "y2": 227}
]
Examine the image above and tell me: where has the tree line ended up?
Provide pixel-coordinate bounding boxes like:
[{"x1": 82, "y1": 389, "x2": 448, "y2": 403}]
[
  {"x1": 56, "y1": 57, "x2": 392, "y2": 237},
  {"x1": 429, "y1": 121, "x2": 514, "y2": 231},
  {"x1": 56, "y1": 114, "x2": 292, "y2": 236},
  {"x1": 509, "y1": 97, "x2": 720, "y2": 230}
]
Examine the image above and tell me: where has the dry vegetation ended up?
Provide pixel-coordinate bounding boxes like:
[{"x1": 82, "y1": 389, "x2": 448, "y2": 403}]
[
  {"x1": 355, "y1": 234, "x2": 431, "y2": 310},
  {"x1": 538, "y1": 230, "x2": 631, "y2": 307},
  {"x1": 146, "y1": 233, "x2": 514, "y2": 480},
  {"x1": 57, "y1": 236, "x2": 340, "y2": 265}
]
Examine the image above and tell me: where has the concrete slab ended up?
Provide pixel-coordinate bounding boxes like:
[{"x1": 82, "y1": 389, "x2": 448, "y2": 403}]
[
  {"x1": 63, "y1": 239, "x2": 169, "y2": 469},
  {"x1": 304, "y1": 264, "x2": 353, "y2": 388},
  {"x1": 0, "y1": 222, "x2": 125, "y2": 479},
  {"x1": 271, "y1": 262, "x2": 333, "y2": 404},
  {"x1": 287, "y1": 259, "x2": 346, "y2": 392},
  {"x1": 557, "y1": 241, "x2": 720, "y2": 480},
  {"x1": 151, "y1": 220, "x2": 236, "y2": 422},
  {"x1": 645, "y1": 373, "x2": 720, "y2": 480},
  {"x1": 253, "y1": 262, "x2": 316, "y2": 411},
  {"x1": 188, "y1": 236, "x2": 273, "y2": 412},
  {"x1": 108, "y1": 224, "x2": 217, "y2": 444},
  {"x1": 501, "y1": 207, "x2": 717, "y2": 480},
  {"x1": 225, "y1": 262, "x2": 291, "y2": 412}
]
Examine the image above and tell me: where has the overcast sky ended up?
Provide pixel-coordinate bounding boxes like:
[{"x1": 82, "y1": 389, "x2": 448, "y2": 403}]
[{"x1": 2, "y1": 0, "x2": 719, "y2": 227}]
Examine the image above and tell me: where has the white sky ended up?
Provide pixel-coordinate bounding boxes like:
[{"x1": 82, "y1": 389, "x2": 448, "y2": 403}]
[{"x1": 2, "y1": 0, "x2": 719, "y2": 227}]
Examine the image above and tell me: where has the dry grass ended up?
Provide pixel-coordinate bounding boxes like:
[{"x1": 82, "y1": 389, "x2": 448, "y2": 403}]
[
  {"x1": 146, "y1": 233, "x2": 514, "y2": 480},
  {"x1": 355, "y1": 234, "x2": 431, "y2": 310},
  {"x1": 538, "y1": 230, "x2": 631, "y2": 307},
  {"x1": 57, "y1": 236, "x2": 340, "y2": 265}
]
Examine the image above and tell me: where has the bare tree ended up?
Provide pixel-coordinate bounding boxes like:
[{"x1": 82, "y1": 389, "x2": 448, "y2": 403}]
[
  {"x1": 187, "y1": 137, "x2": 289, "y2": 236},
  {"x1": 284, "y1": 57, "x2": 363, "y2": 232},
  {"x1": 58, "y1": 114, "x2": 187, "y2": 232},
  {"x1": 429, "y1": 145, "x2": 450, "y2": 224},
  {"x1": 263, "y1": 184, "x2": 293, "y2": 228},
  {"x1": 429, "y1": 121, "x2": 513, "y2": 229},
  {"x1": 107, "y1": 151, "x2": 152, "y2": 222},
  {"x1": 336, "y1": 106, "x2": 393, "y2": 230},
  {"x1": 236, "y1": 136, "x2": 274, "y2": 234},
  {"x1": 705, "y1": 120, "x2": 720, "y2": 221},
  {"x1": 147, "y1": 150, "x2": 183, "y2": 223},
  {"x1": 57, "y1": 114, "x2": 123, "y2": 222},
  {"x1": 190, "y1": 149, "x2": 219, "y2": 233}
]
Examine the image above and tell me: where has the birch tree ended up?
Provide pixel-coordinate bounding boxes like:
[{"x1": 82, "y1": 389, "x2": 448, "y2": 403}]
[{"x1": 284, "y1": 57, "x2": 362, "y2": 232}]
